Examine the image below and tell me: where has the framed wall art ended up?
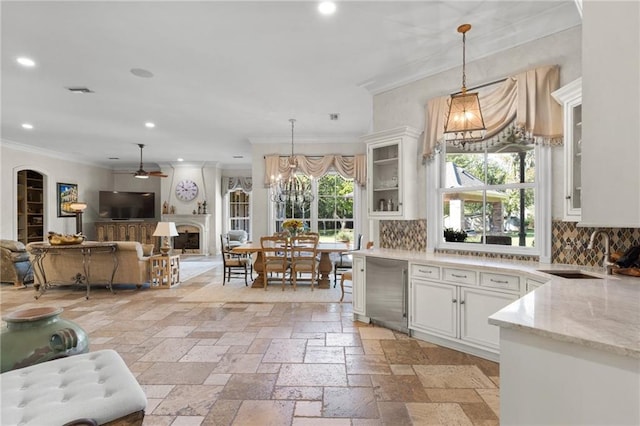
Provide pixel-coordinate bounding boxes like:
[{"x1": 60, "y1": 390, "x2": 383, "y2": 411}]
[{"x1": 57, "y1": 182, "x2": 78, "y2": 217}]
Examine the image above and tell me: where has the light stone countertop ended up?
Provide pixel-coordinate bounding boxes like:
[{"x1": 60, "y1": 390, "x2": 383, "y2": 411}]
[{"x1": 354, "y1": 247, "x2": 640, "y2": 359}]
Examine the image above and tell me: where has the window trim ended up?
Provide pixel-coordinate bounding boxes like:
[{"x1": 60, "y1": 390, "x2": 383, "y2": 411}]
[{"x1": 427, "y1": 144, "x2": 551, "y2": 261}]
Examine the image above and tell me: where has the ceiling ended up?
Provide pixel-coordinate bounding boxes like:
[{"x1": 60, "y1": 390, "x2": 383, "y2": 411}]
[{"x1": 1, "y1": 1, "x2": 581, "y2": 171}]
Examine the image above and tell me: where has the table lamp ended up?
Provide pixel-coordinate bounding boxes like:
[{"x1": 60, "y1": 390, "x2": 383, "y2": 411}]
[
  {"x1": 153, "y1": 222, "x2": 178, "y2": 255},
  {"x1": 64, "y1": 201, "x2": 88, "y2": 235}
]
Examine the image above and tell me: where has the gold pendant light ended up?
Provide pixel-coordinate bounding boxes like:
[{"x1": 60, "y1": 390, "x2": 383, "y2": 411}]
[{"x1": 444, "y1": 24, "x2": 486, "y2": 146}]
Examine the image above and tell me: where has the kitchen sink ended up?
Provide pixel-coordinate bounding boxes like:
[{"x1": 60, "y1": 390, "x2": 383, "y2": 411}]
[{"x1": 537, "y1": 270, "x2": 602, "y2": 279}]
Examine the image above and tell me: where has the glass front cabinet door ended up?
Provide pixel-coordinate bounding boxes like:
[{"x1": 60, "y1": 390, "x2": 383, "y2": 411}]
[
  {"x1": 552, "y1": 78, "x2": 582, "y2": 221},
  {"x1": 362, "y1": 126, "x2": 420, "y2": 220}
]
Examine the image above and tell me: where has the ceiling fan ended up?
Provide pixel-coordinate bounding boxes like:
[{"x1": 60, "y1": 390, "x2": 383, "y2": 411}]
[{"x1": 133, "y1": 143, "x2": 167, "y2": 178}]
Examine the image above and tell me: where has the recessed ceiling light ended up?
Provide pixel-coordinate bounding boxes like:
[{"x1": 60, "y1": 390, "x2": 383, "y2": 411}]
[
  {"x1": 318, "y1": 1, "x2": 336, "y2": 15},
  {"x1": 21, "y1": 123, "x2": 33, "y2": 130},
  {"x1": 177, "y1": 158, "x2": 184, "y2": 162},
  {"x1": 17, "y1": 57, "x2": 35, "y2": 67},
  {"x1": 233, "y1": 155, "x2": 244, "y2": 159},
  {"x1": 145, "y1": 122, "x2": 155, "y2": 128}
]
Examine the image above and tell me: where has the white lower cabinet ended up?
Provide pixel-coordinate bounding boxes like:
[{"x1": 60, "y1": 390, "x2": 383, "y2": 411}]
[
  {"x1": 351, "y1": 255, "x2": 366, "y2": 315},
  {"x1": 460, "y1": 287, "x2": 518, "y2": 350},
  {"x1": 410, "y1": 280, "x2": 458, "y2": 338},
  {"x1": 409, "y1": 263, "x2": 520, "y2": 358}
]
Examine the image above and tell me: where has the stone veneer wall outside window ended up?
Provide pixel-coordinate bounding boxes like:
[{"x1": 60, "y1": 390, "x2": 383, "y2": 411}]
[{"x1": 379, "y1": 220, "x2": 640, "y2": 266}]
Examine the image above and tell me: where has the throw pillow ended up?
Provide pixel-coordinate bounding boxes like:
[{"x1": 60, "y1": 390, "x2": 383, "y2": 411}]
[{"x1": 141, "y1": 244, "x2": 154, "y2": 256}]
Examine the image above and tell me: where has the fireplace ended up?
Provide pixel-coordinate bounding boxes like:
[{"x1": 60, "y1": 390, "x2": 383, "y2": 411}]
[
  {"x1": 161, "y1": 214, "x2": 211, "y2": 256},
  {"x1": 174, "y1": 225, "x2": 200, "y2": 253}
]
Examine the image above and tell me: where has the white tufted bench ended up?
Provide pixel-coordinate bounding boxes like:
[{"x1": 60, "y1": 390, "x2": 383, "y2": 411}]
[{"x1": 1, "y1": 349, "x2": 147, "y2": 426}]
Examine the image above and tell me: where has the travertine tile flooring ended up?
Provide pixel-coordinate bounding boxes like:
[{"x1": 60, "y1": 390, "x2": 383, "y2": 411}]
[{"x1": 1, "y1": 261, "x2": 500, "y2": 425}]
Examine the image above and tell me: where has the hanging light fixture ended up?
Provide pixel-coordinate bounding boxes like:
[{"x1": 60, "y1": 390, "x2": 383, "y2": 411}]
[
  {"x1": 270, "y1": 119, "x2": 314, "y2": 207},
  {"x1": 444, "y1": 24, "x2": 486, "y2": 146}
]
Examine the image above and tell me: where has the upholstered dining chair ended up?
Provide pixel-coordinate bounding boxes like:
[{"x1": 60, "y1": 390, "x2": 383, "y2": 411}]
[
  {"x1": 260, "y1": 235, "x2": 290, "y2": 291},
  {"x1": 220, "y1": 235, "x2": 248, "y2": 285},
  {"x1": 334, "y1": 233, "x2": 363, "y2": 286},
  {"x1": 290, "y1": 234, "x2": 319, "y2": 291}
]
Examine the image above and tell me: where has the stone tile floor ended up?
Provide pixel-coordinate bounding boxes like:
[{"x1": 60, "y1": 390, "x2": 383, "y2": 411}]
[{"x1": 0, "y1": 263, "x2": 499, "y2": 425}]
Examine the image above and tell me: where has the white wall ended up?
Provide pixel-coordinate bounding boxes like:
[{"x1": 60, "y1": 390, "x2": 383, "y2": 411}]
[
  {"x1": 1, "y1": 142, "x2": 114, "y2": 240},
  {"x1": 372, "y1": 26, "x2": 582, "y2": 221}
]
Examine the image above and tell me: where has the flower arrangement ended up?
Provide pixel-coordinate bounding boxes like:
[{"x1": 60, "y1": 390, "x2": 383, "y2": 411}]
[{"x1": 282, "y1": 219, "x2": 304, "y2": 235}]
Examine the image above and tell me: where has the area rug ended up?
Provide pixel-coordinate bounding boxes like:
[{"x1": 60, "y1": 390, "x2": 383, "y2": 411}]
[
  {"x1": 181, "y1": 278, "x2": 352, "y2": 304},
  {"x1": 179, "y1": 259, "x2": 220, "y2": 282}
]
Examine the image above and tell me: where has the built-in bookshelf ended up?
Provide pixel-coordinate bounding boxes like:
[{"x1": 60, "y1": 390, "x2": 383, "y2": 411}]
[{"x1": 17, "y1": 170, "x2": 45, "y2": 244}]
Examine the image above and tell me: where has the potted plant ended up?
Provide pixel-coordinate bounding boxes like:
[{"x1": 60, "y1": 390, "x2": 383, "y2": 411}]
[{"x1": 444, "y1": 228, "x2": 467, "y2": 242}]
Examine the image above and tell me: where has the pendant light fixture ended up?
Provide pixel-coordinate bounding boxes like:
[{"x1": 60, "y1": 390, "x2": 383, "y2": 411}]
[
  {"x1": 270, "y1": 119, "x2": 314, "y2": 208},
  {"x1": 444, "y1": 24, "x2": 486, "y2": 146}
]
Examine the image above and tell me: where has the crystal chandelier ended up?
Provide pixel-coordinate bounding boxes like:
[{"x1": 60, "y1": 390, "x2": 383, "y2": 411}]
[
  {"x1": 444, "y1": 24, "x2": 486, "y2": 147},
  {"x1": 270, "y1": 119, "x2": 314, "y2": 206}
]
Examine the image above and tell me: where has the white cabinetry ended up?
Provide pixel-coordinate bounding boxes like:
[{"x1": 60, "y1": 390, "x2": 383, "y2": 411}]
[
  {"x1": 361, "y1": 126, "x2": 420, "y2": 220},
  {"x1": 552, "y1": 78, "x2": 582, "y2": 221},
  {"x1": 409, "y1": 263, "x2": 519, "y2": 360},
  {"x1": 351, "y1": 255, "x2": 366, "y2": 316}
]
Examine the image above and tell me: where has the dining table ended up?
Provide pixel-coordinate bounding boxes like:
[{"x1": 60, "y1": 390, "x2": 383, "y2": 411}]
[{"x1": 232, "y1": 241, "x2": 352, "y2": 289}]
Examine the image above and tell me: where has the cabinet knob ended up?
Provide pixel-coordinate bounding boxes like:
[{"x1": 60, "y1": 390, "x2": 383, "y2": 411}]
[
  {"x1": 565, "y1": 195, "x2": 572, "y2": 200},
  {"x1": 460, "y1": 300, "x2": 465, "y2": 305},
  {"x1": 452, "y1": 298, "x2": 457, "y2": 303}
]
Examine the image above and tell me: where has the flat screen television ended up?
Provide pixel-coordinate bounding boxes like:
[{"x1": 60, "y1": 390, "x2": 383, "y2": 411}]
[{"x1": 98, "y1": 191, "x2": 156, "y2": 220}]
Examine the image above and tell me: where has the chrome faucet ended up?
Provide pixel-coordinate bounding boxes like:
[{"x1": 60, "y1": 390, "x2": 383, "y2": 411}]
[{"x1": 587, "y1": 230, "x2": 616, "y2": 275}]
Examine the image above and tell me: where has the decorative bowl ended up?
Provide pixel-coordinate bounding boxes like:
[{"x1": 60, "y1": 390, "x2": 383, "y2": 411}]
[{"x1": 48, "y1": 232, "x2": 85, "y2": 245}]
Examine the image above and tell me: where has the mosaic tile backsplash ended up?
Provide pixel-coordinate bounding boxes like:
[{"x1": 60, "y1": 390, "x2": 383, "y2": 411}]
[{"x1": 379, "y1": 219, "x2": 640, "y2": 266}]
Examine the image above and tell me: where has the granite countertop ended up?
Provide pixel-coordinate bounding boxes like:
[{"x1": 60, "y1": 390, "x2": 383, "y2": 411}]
[{"x1": 354, "y1": 247, "x2": 640, "y2": 359}]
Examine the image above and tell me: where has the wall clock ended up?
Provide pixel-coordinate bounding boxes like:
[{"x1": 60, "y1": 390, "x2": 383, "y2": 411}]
[{"x1": 175, "y1": 179, "x2": 199, "y2": 201}]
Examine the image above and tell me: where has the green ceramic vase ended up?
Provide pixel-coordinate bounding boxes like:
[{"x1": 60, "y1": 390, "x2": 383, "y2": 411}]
[{"x1": 0, "y1": 306, "x2": 89, "y2": 373}]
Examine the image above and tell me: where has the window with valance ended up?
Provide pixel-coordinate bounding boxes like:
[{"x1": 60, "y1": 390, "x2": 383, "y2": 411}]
[{"x1": 425, "y1": 65, "x2": 562, "y2": 259}]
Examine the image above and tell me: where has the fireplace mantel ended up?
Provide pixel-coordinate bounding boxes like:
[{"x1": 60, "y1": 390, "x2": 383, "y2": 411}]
[{"x1": 161, "y1": 214, "x2": 211, "y2": 256}]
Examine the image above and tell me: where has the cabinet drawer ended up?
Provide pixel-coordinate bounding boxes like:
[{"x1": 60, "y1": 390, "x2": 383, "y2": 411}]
[
  {"x1": 411, "y1": 264, "x2": 440, "y2": 280},
  {"x1": 480, "y1": 272, "x2": 520, "y2": 292},
  {"x1": 443, "y1": 267, "x2": 477, "y2": 285}
]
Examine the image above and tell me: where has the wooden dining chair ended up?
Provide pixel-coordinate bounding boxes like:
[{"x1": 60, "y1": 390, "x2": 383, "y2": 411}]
[
  {"x1": 260, "y1": 235, "x2": 290, "y2": 291},
  {"x1": 290, "y1": 234, "x2": 319, "y2": 291},
  {"x1": 220, "y1": 234, "x2": 248, "y2": 285}
]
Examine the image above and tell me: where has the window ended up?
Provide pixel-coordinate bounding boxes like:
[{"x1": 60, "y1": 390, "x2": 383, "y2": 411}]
[
  {"x1": 228, "y1": 190, "x2": 250, "y2": 235},
  {"x1": 433, "y1": 136, "x2": 548, "y2": 256},
  {"x1": 274, "y1": 173, "x2": 356, "y2": 243}
]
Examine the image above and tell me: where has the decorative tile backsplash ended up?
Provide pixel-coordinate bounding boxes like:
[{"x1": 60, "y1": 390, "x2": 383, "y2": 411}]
[
  {"x1": 551, "y1": 221, "x2": 640, "y2": 266},
  {"x1": 379, "y1": 219, "x2": 640, "y2": 266},
  {"x1": 379, "y1": 220, "x2": 426, "y2": 252}
]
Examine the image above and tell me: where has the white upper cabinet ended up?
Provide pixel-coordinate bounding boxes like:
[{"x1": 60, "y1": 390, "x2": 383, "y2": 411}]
[
  {"x1": 361, "y1": 126, "x2": 420, "y2": 220},
  {"x1": 552, "y1": 78, "x2": 582, "y2": 221},
  {"x1": 581, "y1": 1, "x2": 640, "y2": 227}
]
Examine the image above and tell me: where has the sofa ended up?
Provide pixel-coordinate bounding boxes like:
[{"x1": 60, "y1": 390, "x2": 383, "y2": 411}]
[
  {"x1": 0, "y1": 240, "x2": 34, "y2": 288},
  {"x1": 27, "y1": 241, "x2": 153, "y2": 289}
]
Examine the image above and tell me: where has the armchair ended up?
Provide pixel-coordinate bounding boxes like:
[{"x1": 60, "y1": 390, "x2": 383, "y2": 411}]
[
  {"x1": 226, "y1": 230, "x2": 248, "y2": 249},
  {"x1": 0, "y1": 240, "x2": 33, "y2": 288}
]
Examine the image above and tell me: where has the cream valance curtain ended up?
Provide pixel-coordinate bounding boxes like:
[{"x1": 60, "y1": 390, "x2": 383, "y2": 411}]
[
  {"x1": 225, "y1": 176, "x2": 252, "y2": 193},
  {"x1": 264, "y1": 154, "x2": 367, "y2": 187},
  {"x1": 423, "y1": 65, "x2": 563, "y2": 160}
]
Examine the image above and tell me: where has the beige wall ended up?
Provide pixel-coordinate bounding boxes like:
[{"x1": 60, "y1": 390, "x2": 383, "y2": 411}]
[{"x1": 1, "y1": 141, "x2": 115, "y2": 240}]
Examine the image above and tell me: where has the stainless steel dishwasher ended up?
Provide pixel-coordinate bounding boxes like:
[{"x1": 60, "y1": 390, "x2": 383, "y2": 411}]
[{"x1": 365, "y1": 257, "x2": 409, "y2": 334}]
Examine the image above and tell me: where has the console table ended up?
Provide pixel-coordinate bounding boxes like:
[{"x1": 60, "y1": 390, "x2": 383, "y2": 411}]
[
  {"x1": 149, "y1": 255, "x2": 180, "y2": 288},
  {"x1": 28, "y1": 242, "x2": 118, "y2": 299}
]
